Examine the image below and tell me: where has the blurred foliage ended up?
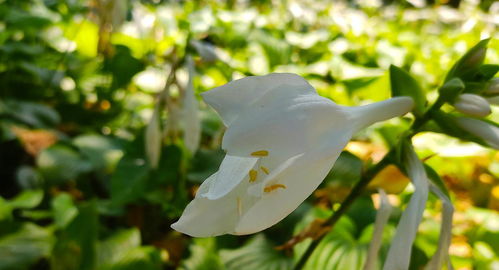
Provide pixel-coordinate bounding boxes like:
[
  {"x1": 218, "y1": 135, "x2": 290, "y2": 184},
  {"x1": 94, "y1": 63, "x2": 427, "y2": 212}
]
[{"x1": 0, "y1": 0, "x2": 498, "y2": 269}]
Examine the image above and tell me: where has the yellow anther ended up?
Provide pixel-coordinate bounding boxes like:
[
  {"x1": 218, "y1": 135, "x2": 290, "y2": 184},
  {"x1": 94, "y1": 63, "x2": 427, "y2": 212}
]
[
  {"x1": 264, "y1": 184, "x2": 286, "y2": 193},
  {"x1": 251, "y1": 150, "x2": 269, "y2": 157},
  {"x1": 260, "y1": 166, "x2": 270, "y2": 175},
  {"x1": 249, "y1": 169, "x2": 258, "y2": 182}
]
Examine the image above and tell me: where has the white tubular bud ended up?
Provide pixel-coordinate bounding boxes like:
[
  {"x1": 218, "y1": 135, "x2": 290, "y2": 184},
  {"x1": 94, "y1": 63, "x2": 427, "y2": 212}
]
[
  {"x1": 456, "y1": 117, "x2": 499, "y2": 149},
  {"x1": 485, "y1": 78, "x2": 499, "y2": 95},
  {"x1": 453, "y1": 94, "x2": 491, "y2": 117}
]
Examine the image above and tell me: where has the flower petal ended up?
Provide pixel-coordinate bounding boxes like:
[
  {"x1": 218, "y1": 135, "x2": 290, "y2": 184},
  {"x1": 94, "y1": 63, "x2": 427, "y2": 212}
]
[
  {"x1": 425, "y1": 184, "x2": 454, "y2": 270},
  {"x1": 222, "y1": 94, "x2": 350, "y2": 167},
  {"x1": 234, "y1": 133, "x2": 351, "y2": 235},
  {"x1": 201, "y1": 73, "x2": 316, "y2": 126},
  {"x1": 201, "y1": 155, "x2": 259, "y2": 200},
  {"x1": 383, "y1": 146, "x2": 429, "y2": 270},
  {"x1": 363, "y1": 189, "x2": 393, "y2": 270}
]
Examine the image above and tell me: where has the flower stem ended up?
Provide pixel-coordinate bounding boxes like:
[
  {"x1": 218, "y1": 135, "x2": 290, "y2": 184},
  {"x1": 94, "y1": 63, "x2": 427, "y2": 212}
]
[
  {"x1": 293, "y1": 96, "x2": 446, "y2": 270},
  {"x1": 293, "y1": 154, "x2": 392, "y2": 270}
]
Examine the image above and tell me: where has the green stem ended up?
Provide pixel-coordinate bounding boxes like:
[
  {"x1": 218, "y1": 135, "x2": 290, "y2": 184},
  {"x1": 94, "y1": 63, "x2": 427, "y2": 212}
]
[
  {"x1": 293, "y1": 97, "x2": 446, "y2": 270},
  {"x1": 293, "y1": 153, "x2": 392, "y2": 270}
]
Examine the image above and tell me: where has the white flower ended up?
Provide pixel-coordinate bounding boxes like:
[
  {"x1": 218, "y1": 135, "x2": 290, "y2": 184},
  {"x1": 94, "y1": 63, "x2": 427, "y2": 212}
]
[
  {"x1": 453, "y1": 93, "x2": 491, "y2": 117},
  {"x1": 455, "y1": 117, "x2": 499, "y2": 149},
  {"x1": 171, "y1": 73, "x2": 413, "y2": 237},
  {"x1": 182, "y1": 56, "x2": 201, "y2": 154},
  {"x1": 383, "y1": 145, "x2": 429, "y2": 270},
  {"x1": 364, "y1": 189, "x2": 393, "y2": 270}
]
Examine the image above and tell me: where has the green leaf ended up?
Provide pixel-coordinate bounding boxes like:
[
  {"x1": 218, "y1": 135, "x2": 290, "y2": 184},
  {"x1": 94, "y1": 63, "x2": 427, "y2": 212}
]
[
  {"x1": 110, "y1": 146, "x2": 150, "y2": 205},
  {"x1": 103, "y1": 45, "x2": 145, "y2": 91},
  {"x1": 73, "y1": 134, "x2": 123, "y2": 172},
  {"x1": 1, "y1": 99, "x2": 60, "y2": 128},
  {"x1": 324, "y1": 151, "x2": 363, "y2": 186},
  {"x1": 389, "y1": 65, "x2": 426, "y2": 117},
  {"x1": 51, "y1": 201, "x2": 99, "y2": 270},
  {"x1": 8, "y1": 189, "x2": 43, "y2": 209},
  {"x1": 182, "y1": 238, "x2": 224, "y2": 270},
  {"x1": 438, "y1": 77, "x2": 465, "y2": 103},
  {"x1": 51, "y1": 193, "x2": 78, "y2": 229},
  {"x1": 221, "y1": 235, "x2": 292, "y2": 270},
  {"x1": 476, "y1": 64, "x2": 499, "y2": 81},
  {"x1": 96, "y1": 228, "x2": 162, "y2": 270},
  {"x1": 37, "y1": 144, "x2": 92, "y2": 184},
  {"x1": 0, "y1": 223, "x2": 53, "y2": 270},
  {"x1": 423, "y1": 165, "x2": 450, "y2": 198},
  {"x1": 444, "y1": 39, "x2": 489, "y2": 82}
]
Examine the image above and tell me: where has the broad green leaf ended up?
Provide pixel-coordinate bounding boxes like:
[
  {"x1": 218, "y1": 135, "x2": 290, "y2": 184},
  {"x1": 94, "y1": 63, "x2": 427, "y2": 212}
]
[
  {"x1": 73, "y1": 134, "x2": 123, "y2": 172},
  {"x1": 51, "y1": 201, "x2": 98, "y2": 270},
  {"x1": 221, "y1": 235, "x2": 293, "y2": 270},
  {"x1": 182, "y1": 238, "x2": 224, "y2": 270},
  {"x1": 1, "y1": 100, "x2": 60, "y2": 128},
  {"x1": 389, "y1": 65, "x2": 426, "y2": 117},
  {"x1": 96, "y1": 228, "x2": 162, "y2": 270},
  {"x1": 9, "y1": 189, "x2": 43, "y2": 209},
  {"x1": 0, "y1": 223, "x2": 53, "y2": 270},
  {"x1": 51, "y1": 193, "x2": 78, "y2": 229},
  {"x1": 37, "y1": 144, "x2": 92, "y2": 184}
]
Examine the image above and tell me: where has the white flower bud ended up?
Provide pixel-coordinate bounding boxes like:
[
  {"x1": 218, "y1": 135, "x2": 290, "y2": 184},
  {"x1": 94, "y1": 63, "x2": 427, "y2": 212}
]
[
  {"x1": 456, "y1": 117, "x2": 499, "y2": 149},
  {"x1": 485, "y1": 78, "x2": 499, "y2": 95},
  {"x1": 453, "y1": 93, "x2": 491, "y2": 117}
]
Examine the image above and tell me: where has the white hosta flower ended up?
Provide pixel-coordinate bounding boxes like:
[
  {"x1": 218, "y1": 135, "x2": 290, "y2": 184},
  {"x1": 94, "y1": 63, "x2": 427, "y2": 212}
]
[
  {"x1": 453, "y1": 93, "x2": 491, "y2": 117},
  {"x1": 182, "y1": 56, "x2": 201, "y2": 153},
  {"x1": 455, "y1": 117, "x2": 499, "y2": 149},
  {"x1": 383, "y1": 145, "x2": 429, "y2": 270},
  {"x1": 425, "y1": 184, "x2": 454, "y2": 270},
  {"x1": 364, "y1": 189, "x2": 393, "y2": 270},
  {"x1": 171, "y1": 73, "x2": 413, "y2": 237},
  {"x1": 145, "y1": 104, "x2": 162, "y2": 168}
]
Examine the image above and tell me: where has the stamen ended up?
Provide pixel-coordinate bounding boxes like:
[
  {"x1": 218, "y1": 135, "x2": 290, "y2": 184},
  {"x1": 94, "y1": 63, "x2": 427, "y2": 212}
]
[
  {"x1": 249, "y1": 169, "x2": 258, "y2": 182},
  {"x1": 260, "y1": 166, "x2": 270, "y2": 175},
  {"x1": 237, "y1": 197, "x2": 242, "y2": 217},
  {"x1": 264, "y1": 184, "x2": 286, "y2": 193},
  {"x1": 251, "y1": 150, "x2": 269, "y2": 157}
]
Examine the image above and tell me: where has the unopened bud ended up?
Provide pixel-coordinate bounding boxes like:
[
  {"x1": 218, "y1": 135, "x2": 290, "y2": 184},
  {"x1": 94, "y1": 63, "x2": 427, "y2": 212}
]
[
  {"x1": 445, "y1": 39, "x2": 489, "y2": 82},
  {"x1": 456, "y1": 117, "x2": 499, "y2": 149},
  {"x1": 485, "y1": 78, "x2": 499, "y2": 95},
  {"x1": 453, "y1": 94, "x2": 491, "y2": 117}
]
